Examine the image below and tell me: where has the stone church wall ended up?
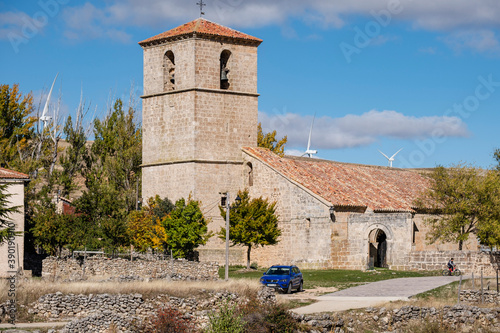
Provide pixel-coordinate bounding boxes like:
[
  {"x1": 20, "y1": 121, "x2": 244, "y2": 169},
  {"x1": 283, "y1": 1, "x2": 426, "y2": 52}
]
[
  {"x1": 244, "y1": 153, "x2": 333, "y2": 269},
  {"x1": 406, "y1": 250, "x2": 500, "y2": 276},
  {"x1": 346, "y1": 212, "x2": 414, "y2": 270}
]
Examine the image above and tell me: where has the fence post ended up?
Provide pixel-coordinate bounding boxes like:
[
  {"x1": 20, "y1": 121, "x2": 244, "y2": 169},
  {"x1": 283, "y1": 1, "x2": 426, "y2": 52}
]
[
  {"x1": 457, "y1": 274, "x2": 462, "y2": 304},
  {"x1": 481, "y1": 268, "x2": 484, "y2": 304},
  {"x1": 82, "y1": 247, "x2": 87, "y2": 278}
]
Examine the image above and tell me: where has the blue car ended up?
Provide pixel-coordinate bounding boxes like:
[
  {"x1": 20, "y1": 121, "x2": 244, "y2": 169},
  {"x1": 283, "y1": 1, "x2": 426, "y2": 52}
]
[{"x1": 260, "y1": 265, "x2": 303, "y2": 294}]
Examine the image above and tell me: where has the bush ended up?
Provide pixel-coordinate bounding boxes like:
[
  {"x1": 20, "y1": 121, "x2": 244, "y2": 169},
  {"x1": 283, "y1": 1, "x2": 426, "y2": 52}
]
[
  {"x1": 142, "y1": 307, "x2": 194, "y2": 333},
  {"x1": 205, "y1": 301, "x2": 245, "y2": 333}
]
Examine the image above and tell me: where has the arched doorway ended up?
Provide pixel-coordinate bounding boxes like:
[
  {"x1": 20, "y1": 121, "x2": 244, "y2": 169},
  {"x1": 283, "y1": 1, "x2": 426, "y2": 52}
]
[{"x1": 368, "y1": 229, "x2": 387, "y2": 268}]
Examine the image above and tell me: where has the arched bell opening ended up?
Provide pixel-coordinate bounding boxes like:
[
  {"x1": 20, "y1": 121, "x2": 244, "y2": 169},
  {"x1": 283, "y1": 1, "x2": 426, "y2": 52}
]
[
  {"x1": 164, "y1": 50, "x2": 175, "y2": 91},
  {"x1": 220, "y1": 50, "x2": 231, "y2": 90}
]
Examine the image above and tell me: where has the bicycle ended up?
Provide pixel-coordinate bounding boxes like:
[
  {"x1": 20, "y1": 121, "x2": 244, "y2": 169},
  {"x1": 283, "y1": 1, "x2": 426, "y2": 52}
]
[{"x1": 441, "y1": 265, "x2": 461, "y2": 276}]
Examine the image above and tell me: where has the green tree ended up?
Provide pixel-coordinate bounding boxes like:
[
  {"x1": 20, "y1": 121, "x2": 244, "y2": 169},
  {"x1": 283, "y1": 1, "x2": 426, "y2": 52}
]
[
  {"x1": 31, "y1": 208, "x2": 72, "y2": 256},
  {"x1": 257, "y1": 123, "x2": 287, "y2": 157},
  {"x1": 494, "y1": 148, "x2": 500, "y2": 170},
  {"x1": 415, "y1": 164, "x2": 492, "y2": 250},
  {"x1": 0, "y1": 84, "x2": 36, "y2": 169},
  {"x1": 160, "y1": 197, "x2": 212, "y2": 258},
  {"x1": 218, "y1": 190, "x2": 281, "y2": 269},
  {"x1": 0, "y1": 184, "x2": 20, "y2": 244},
  {"x1": 476, "y1": 155, "x2": 500, "y2": 248},
  {"x1": 127, "y1": 196, "x2": 175, "y2": 252},
  {"x1": 57, "y1": 114, "x2": 89, "y2": 197},
  {"x1": 92, "y1": 99, "x2": 141, "y2": 212}
]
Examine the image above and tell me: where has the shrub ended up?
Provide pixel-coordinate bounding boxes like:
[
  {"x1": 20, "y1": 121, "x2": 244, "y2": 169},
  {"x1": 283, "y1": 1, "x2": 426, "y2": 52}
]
[
  {"x1": 142, "y1": 307, "x2": 194, "y2": 333},
  {"x1": 205, "y1": 301, "x2": 245, "y2": 333}
]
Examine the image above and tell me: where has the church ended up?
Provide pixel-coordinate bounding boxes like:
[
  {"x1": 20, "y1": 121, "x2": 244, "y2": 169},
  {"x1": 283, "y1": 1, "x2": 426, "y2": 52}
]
[{"x1": 138, "y1": 18, "x2": 478, "y2": 271}]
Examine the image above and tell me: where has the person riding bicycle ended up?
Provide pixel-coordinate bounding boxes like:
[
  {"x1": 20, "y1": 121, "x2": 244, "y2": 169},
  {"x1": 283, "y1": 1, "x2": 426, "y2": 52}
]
[{"x1": 447, "y1": 258, "x2": 455, "y2": 276}]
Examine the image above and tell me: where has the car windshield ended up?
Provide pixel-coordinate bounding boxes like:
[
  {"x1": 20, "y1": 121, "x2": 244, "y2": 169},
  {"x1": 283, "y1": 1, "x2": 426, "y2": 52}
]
[{"x1": 266, "y1": 267, "x2": 290, "y2": 275}]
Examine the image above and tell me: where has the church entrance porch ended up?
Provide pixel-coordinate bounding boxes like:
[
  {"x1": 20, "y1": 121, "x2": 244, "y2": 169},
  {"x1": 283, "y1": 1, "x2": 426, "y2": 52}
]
[{"x1": 368, "y1": 228, "x2": 387, "y2": 268}]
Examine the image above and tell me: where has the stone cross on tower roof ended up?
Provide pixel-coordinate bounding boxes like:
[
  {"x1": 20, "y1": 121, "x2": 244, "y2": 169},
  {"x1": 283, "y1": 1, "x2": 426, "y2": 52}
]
[{"x1": 196, "y1": 0, "x2": 206, "y2": 17}]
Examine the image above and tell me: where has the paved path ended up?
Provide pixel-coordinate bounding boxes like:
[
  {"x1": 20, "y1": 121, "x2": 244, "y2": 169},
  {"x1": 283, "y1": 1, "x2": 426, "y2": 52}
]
[{"x1": 292, "y1": 276, "x2": 464, "y2": 314}]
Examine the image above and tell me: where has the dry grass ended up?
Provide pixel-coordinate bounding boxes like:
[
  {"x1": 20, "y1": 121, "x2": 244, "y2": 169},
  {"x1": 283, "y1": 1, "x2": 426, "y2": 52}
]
[{"x1": 0, "y1": 277, "x2": 261, "y2": 306}]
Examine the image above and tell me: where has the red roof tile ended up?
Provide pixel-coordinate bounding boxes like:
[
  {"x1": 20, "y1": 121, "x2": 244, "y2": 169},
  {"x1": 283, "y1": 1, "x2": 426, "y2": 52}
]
[
  {"x1": 0, "y1": 167, "x2": 29, "y2": 180},
  {"x1": 139, "y1": 18, "x2": 262, "y2": 46},
  {"x1": 243, "y1": 147, "x2": 430, "y2": 212}
]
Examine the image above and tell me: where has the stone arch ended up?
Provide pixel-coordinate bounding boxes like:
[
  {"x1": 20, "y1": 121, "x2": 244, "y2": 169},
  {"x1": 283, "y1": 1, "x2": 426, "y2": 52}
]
[
  {"x1": 220, "y1": 49, "x2": 231, "y2": 90},
  {"x1": 365, "y1": 224, "x2": 393, "y2": 269},
  {"x1": 164, "y1": 50, "x2": 175, "y2": 91}
]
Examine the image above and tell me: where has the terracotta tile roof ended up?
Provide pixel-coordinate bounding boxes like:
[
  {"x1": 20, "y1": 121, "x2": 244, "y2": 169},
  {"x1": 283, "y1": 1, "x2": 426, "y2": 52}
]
[
  {"x1": 0, "y1": 167, "x2": 29, "y2": 180},
  {"x1": 243, "y1": 147, "x2": 430, "y2": 212},
  {"x1": 139, "y1": 18, "x2": 262, "y2": 46}
]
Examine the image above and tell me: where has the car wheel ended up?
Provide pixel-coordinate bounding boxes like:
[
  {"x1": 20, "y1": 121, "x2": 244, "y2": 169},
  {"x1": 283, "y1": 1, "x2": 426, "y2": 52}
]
[
  {"x1": 298, "y1": 280, "x2": 303, "y2": 292},
  {"x1": 286, "y1": 282, "x2": 292, "y2": 294}
]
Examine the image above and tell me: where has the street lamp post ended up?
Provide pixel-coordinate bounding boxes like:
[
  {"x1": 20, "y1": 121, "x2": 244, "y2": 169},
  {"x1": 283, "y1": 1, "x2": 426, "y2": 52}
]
[
  {"x1": 223, "y1": 192, "x2": 241, "y2": 281},
  {"x1": 225, "y1": 192, "x2": 230, "y2": 281}
]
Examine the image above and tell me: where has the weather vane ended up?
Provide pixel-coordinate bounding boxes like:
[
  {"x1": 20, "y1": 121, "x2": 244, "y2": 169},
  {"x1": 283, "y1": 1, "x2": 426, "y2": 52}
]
[{"x1": 196, "y1": 0, "x2": 206, "y2": 17}]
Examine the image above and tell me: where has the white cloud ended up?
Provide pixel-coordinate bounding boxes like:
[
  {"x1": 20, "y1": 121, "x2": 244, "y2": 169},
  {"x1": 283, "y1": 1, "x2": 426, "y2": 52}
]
[
  {"x1": 0, "y1": 11, "x2": 44, "y2": 40},
  {"x1": 418, "y1": 47, "x2": 437, "y2": 55},
  {"x1": 259, "y1": 110, "x2": 469, "y2": 150},
  {"x1": 55, "y1": 0, "x2": 500, "y2": 42},
  {"x1": 441, "y1": 30, "x2": 500, "y2": 54},
  {"x1": 62, "y1": 2, "x2": 132, "y2": 42}
]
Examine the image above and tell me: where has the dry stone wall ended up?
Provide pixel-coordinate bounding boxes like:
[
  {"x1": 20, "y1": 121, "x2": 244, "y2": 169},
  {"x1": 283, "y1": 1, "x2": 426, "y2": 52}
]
[
  {"x1": 294, "y1": 305, "x2": 500, "y2": 332},
  {"x1": 42, "y1": 257, "x2": 219, "y2": 281},
  {"x1": 461, "y1": 290, "x2": 500, "y2": 304}
]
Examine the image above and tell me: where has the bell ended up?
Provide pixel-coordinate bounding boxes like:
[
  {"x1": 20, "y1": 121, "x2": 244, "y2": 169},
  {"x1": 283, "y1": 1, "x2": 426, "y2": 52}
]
[{"x1": 221, "y1": 68, "x2": 229, "y2": 81}]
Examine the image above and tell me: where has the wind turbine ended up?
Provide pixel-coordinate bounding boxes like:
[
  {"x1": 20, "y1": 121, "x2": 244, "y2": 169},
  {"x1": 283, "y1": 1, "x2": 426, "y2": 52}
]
[
  {"x1": 301, "y1": 113, "x2": 317, "y2": 158},
  {"x1": 378, "y1": 148, "x2": 403, "y2": 167},
  {"x1": 40, "y1": 73, "x2": 59, "y2": 130}
]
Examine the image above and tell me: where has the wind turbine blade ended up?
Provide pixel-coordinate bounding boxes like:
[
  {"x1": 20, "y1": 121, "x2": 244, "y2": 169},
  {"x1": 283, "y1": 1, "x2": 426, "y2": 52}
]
[
  {"x1": 41, "y1": 73, "x2": 59, "y2": 119},
  {"x1": 390, "y1": 148, "x2": 403, "y2": 160},
  {"x1": 378, "y1": 150, "x2": 390, "y2": 160},
  {"x1": 306, "y1": 113, "x2": 316, "y2": 151}
]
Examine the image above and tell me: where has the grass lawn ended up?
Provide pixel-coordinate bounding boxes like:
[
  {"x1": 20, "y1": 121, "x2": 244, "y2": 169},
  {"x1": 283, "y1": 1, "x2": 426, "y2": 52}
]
[{"x1": 219, "y1": 266, "x2": 439, "y2": 290}]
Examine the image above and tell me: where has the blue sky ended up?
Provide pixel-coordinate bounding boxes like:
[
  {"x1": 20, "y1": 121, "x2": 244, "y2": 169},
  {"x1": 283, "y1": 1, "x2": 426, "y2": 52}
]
[{"x1": 1, "y1": 0, "x2": 500, "y2": 169}]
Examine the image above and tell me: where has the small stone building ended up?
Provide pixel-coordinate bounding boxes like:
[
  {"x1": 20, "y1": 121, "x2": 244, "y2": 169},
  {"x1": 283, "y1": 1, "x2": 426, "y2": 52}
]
[
  {"x1": 0, "y1": 167, "x2": 29, "y2": 278},
  {"x1": 139, "y1": 18, "x2": 477, "y2": 270}
]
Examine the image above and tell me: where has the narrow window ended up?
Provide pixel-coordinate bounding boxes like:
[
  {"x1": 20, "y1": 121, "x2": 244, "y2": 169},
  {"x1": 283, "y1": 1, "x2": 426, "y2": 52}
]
[
  {"x1": 246, "y1": 162, "x2": 253, "y2": 187},
  {"x1": 412, "y1": 222, "x2": 419, "y2": 244},
  {"x1": 220, "y1": 50, "x2": 231, "y2": 89},
  {"x1": 164, "y1": 51, "x2": 175, "y2": 91}
]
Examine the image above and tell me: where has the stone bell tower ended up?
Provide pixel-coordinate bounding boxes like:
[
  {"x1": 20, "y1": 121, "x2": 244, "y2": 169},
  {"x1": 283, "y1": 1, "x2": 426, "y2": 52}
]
[{"x1": 139, "y1": 18, "x2": 262, "y2": 260}]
